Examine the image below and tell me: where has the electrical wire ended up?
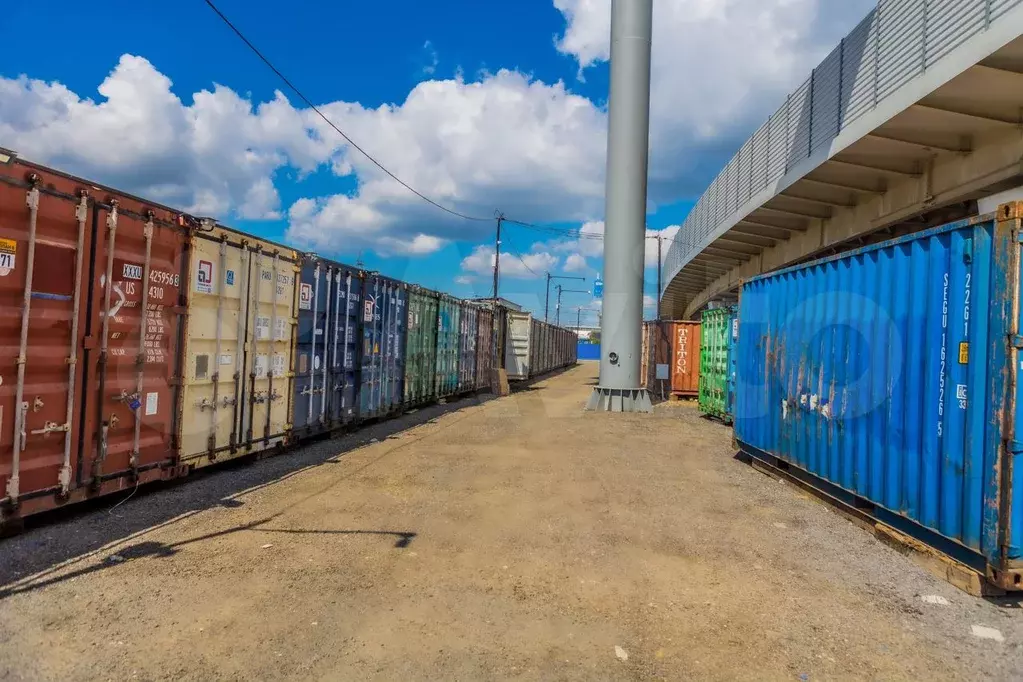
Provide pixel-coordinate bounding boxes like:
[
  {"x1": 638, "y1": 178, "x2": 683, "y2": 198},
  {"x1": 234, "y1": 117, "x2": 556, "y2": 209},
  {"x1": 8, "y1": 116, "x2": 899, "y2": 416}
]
[
  {"x1": 499, "y1": 232, "x2": 541, "y2": 277},
  {"x1": 203, "y1": 0, "x2": 493, "y2": 223}
]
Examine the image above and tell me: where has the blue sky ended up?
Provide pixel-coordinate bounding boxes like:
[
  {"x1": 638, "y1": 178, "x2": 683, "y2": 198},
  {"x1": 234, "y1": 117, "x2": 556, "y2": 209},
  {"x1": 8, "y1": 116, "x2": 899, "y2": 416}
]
[{"x1": 0, "y1": 0, "x2": 873, "y2": 320}]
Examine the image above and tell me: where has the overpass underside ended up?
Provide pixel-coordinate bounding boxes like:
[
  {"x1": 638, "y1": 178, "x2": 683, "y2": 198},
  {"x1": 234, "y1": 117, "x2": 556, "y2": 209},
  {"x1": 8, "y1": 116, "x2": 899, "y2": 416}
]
[{"x1": 661, "y1": 30, "x2": 1023, "y2": 320}]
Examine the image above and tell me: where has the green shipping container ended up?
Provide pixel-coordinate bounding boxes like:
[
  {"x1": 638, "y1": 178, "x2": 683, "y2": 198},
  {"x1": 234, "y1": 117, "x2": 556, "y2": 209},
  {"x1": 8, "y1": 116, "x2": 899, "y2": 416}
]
[
  {"x1": 405, "y1": 288, "x2": 439, "y2": 406},
  {"x1": 699, "y1": 305, "x2": 739, "y2": 423},
  {"x1": 436, "y1": 296, "x2": 462, "y2": 397}
]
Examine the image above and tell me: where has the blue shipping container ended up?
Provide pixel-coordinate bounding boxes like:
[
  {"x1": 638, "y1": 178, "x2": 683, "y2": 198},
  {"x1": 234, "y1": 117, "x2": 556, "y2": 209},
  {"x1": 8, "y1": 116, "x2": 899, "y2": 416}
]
[
  {"x1": 293, "y1": 257, "x2": 362, "y2": 435},
  {"x1": 577, "y1": 342, "x2": 600, "y2": 361},
  {"x1": 736, "y1": 207, "x2": 1023, "y2": 588},
  {"x1": 360, "y1": 274, "x2": 407, "y2": 418}
]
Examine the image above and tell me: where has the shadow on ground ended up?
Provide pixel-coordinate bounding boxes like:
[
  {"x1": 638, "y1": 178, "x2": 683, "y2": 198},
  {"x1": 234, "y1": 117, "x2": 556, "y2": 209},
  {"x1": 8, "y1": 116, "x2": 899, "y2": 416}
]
[{"x1": 0, "y1": 389, "x2": 507, "y2": 592}]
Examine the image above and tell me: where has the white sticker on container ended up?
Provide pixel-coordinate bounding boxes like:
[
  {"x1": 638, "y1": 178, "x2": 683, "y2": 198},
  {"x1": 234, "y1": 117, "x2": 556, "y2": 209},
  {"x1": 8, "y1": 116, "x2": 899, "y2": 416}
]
[
  {"x1": 313, "y1": 354, "x2": 321, "y2": 371},
  {"x1": 272, "y1": 354, "x2": 286, "y2": 377},
  {"x1": 195, "y1": 259, "x2": 214, "y2": 294},
  {"x1": 299, "y1": 283, "x2": 313, "y2": 310},
  {"x1": 145, "y1": 391, "x2": 159, "y2": 416},
  {"x1": 256, "y1": 316, "x2": 271, "y2": 340},
  {"x1": 220, "y1": 354, "x2": 233, "y2": 366},
  {"x1": 254, "y1": 354, "x2": 268, "y2": 377},
  {"x1": 275, "y1": 318, "x2": 288, "y2": 341},
  {"x1": 732, "y1": 318, "x2": 739, "y2": 340}
]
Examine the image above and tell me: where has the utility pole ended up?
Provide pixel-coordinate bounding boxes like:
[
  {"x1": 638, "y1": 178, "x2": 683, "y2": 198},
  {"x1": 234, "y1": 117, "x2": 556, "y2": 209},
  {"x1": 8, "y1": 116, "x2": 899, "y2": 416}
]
[
  {"x1": 656, "y1": 234, "x2": 662, "y2": 321},
  {"x1": 556, "y1": 286, "x2": 590, "y2": 326},
  {"x1": 576, "y1": 306, "x2": 582, "y2": 333},
  {"x1": 545, "y1": 273, "x2": 585, "y2": 322},
  {"x1": 492, "y1": 213, "x2": 504, "y2": 301},
  {"x1": 586, "y1": 0, "x2": 654, "y2": 412}
]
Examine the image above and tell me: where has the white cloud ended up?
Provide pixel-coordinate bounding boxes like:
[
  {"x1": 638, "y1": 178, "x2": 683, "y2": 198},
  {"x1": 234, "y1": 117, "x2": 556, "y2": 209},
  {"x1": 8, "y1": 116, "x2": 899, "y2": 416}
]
[
  {"x1": 0, "y1": 0, "x2": 872, "y2": 259},
  {"x1": 563, "y1": 252, "x2": 589, "y2": 272},
  {"x1": 550, "y1": 221, "x2": 679, "y2": 270},
  {"x1": 422, "y1": 41, "x2": 439, "y2": 76},
  {"x1": 460, "y1": 245, "x2": 556, "y2": 279},
  {"x1": 454, "y1": 275, "x2": 474, "y2": 285},
  {"x1": 554, "y1": 0, "x2": 876, "y2": 198}
]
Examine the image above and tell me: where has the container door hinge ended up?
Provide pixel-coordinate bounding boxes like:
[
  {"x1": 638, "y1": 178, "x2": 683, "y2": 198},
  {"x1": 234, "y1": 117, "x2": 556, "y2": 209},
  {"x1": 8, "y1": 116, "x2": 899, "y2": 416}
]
[
  {"x1": 1008, "y1": 440, "x2": 1023, "y2": 455},
  {"x1": 1012, "y1": 335, "x2": 1023, "y2": 349}
]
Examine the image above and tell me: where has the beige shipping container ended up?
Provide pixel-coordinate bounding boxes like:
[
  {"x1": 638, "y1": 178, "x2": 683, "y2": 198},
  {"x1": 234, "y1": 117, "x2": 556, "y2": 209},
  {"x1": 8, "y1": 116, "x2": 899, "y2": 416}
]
[{"x1": 180, "y1": 226, "x2": 299, "y2": 468}]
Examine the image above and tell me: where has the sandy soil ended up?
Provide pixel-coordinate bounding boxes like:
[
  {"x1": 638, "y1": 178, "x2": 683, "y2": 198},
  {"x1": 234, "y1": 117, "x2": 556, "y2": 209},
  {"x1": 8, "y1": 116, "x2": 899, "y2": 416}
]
[{"x1": 1, "y1": 363, "x2": 1020, "y2": 681}]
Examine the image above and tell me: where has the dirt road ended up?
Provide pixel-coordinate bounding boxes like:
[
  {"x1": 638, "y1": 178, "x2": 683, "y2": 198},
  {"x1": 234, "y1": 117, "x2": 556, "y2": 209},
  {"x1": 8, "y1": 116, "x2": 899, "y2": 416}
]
[{"x1": 1, "y1": 363, "x2": 1020, "y2": 680}]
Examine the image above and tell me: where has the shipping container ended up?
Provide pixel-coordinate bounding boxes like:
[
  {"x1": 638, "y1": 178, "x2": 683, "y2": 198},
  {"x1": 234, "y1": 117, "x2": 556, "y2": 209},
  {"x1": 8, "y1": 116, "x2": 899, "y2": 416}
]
[
  {"x1": 642, "y1": 321, "x2": 674, "y2": 400},
  {"x1": 505, "y1": 312, "x2": 532, "y2": 380},
  {"x1": 435, "y1": 296, "x2": 461, "y2": 397},
  {"x1": 670, "y1": 321, "x2": 701, "y2": 397},
  {"x1": 405, "y1": 287, "x2": 439, "y2": 407},
  {"x1": 0, "y1": 157, "x2": 189, "y2": 521},
  {"x1": 458, "y1": 301, "x2": 479, "y2": 392},
  {"x1": 474, "y1": 306, "x2": 495, "y2": 392},
  {"x1": 360, "y1": 274, "x2": 407, "y2": 418},
  {"x1": 181, "y1": 227, "x2": 298, "y2": 468},
  {"x1": 699, "y1": 306, "x2": 738, "y2": 422},
  {"x1": 292, "y1": 256, "x2": 362, "y2": 437},
  {"x1": 735, "y1": 206, "x2": 1023, "y2": 590}
]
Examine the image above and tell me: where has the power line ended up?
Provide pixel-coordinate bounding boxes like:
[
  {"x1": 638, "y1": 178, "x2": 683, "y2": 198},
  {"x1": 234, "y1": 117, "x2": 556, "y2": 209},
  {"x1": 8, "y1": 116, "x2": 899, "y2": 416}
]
[
  {"x1": 500, "y1": 231, "x2": 541, "y2": 277},
  {"x1": 203, "y1": 0, "x2": 492, "y2": 223}
]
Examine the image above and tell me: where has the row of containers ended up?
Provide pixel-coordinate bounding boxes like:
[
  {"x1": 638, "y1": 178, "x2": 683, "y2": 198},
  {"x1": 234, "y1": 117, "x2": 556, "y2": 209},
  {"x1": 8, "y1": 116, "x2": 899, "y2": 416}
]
[
  {"x1": 0, "y1": 155, "x2": 577, "y2": 527},
  {"x1": 638, "y1": 313, "x2": 738, "y2": 420},
  {"x1": 688, "y1": 203, "x2": 1023, "y2": 592}
]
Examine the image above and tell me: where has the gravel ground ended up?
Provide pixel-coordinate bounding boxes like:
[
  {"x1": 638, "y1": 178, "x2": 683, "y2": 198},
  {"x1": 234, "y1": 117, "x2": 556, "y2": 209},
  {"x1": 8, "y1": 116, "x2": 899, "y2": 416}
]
[{"x1": 0, "y1": 362, "x2": 1021, "y2": 681}]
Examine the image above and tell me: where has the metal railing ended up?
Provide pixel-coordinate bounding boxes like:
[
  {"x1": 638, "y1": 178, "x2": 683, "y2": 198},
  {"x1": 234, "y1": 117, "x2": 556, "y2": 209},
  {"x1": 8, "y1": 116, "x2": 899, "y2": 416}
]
[{"x1": 662, "y1": 0, "x2": 1022, "y2": 297}]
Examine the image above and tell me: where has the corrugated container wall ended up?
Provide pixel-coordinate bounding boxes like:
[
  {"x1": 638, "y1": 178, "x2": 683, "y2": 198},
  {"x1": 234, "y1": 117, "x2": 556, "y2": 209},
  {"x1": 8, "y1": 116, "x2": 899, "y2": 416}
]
[
  {"x1": 404, "y1": 287, "x2": 439, "y2": 407},
  {"x1": 436, "y1": 296, "x2": 461, "y2": 397},
  {"x1": 735, "y1": 207, "x2": 1023, "y2": 589},
  {"x1": 475, "y1": 306, "x2": 495, "y2": 392},
  {"x1": 699, "y1": 306, "x2": 739, "y2": 422},
  {"x1": 458, "y1": 302, "x2": 478, "y2": 392},
  {"x1": 292, "y1": 257, "x2": 362, "y2": 437},
  {"x1": 181, "y1": 227, "x2": 298, "y2": 468},
  {"x1": 1, "y1": 159, "x2": 189, "y2": 519},
  {"x1": 670, "y1": 321, "x2": 701, "y2": 397},
  {"x1": 505, "y1": 312, "x2": 532, "y2": 380},
  {"x1": 643, "y1": 322, "x2": 674, "y2": 401},
  {"x1": 360, "y1": 275, "x2": 406, "y2": 418}
]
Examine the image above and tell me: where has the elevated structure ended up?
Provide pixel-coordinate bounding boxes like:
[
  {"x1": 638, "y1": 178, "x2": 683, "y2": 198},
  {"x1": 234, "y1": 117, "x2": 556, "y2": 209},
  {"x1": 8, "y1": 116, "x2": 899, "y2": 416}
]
[{"x1": 661, "y1": 0, "x2": 1023, "y2": 318}]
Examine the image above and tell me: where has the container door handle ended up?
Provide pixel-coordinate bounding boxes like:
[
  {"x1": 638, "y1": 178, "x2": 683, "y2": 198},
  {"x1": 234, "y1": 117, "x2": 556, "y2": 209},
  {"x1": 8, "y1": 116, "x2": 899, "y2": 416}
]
[{"x1": 18, "y1": 401, "x2": 28, "y2": 451}]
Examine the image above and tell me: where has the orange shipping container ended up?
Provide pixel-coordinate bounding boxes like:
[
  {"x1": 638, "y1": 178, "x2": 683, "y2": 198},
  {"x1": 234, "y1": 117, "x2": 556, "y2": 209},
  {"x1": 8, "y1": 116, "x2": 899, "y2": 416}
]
[
  {"x1": 0, "y1": 155, "x2": 189, "y2": 524},
  {"x1": 669, "y1": 321, "x2": 700, "y2": 396}
]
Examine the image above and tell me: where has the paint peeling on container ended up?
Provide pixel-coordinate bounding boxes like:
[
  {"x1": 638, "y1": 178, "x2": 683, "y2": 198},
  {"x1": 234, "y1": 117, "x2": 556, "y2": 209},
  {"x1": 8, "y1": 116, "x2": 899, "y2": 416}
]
[{"x1": 735, "y1": 205, "x2": 1023, "y2": 590}]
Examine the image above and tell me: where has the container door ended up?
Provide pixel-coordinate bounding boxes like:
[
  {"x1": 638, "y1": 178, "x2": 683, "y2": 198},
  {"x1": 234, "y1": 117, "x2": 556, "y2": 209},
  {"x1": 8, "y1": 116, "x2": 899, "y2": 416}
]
[
  {"x1": 241, "y1": 249, "x2": 296, "y2": 449},
  {"x1": 379, "y1": 282, "x2": 405, "y2": 413},
  {"x1": 181, "y1": 231, "x2": 248, "y2": 462},
  {"x1": 329, "y1": 270, "x2": 361, "y2": 424},
  {"x1": 85, "y1": 199, "x2": 187, "y2": 486},
  {"x1": 360, "y1": 276, "x2": 385, "y2": 417},
  {"x1": 0, "y1": 176, "x2": 90, "y2": 507},
  {"x1": 727, "y1": 306, "x2": 739, "y2": 419},
  {"x1": 293, "y1": 259, "x2": 329, "y2": 434}
]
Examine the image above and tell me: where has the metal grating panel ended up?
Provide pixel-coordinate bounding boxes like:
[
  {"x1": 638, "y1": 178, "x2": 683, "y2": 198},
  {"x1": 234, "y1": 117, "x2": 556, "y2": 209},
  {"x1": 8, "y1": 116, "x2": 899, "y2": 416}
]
[
  {"x1": 876, "y1": 0, "x2": 926, "y2": 101},
  {"x1": 841, "y1": 13, "x2": 880, "y2": 124},
  {"x1": 811, "y1": 45, "x2": 844, "y2": 154},
  {"x1": 662, "y1": 0, "x2": 1023, "y2": 305},
  {"x1": 768, "y1": 109, "x2": 789, "y2": 181},
  {"x1": 787, "y1": 79, "x2": 813, "y2": 168},
  {"x1": 750, "y1": 121, "x2": 771, "y2": 196},
  {"x1": 926, "y1": 0, "x2": 987, "y2": 66}
]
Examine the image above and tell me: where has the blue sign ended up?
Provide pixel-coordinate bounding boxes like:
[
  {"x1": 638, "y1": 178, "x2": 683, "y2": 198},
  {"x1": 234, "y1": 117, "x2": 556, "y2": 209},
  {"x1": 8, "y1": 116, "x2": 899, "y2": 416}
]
[
  {"x1": 225, "y1": 269, "x2": 235, "y2": 286},
  {"x1": 593, "y1": 277, "x2": 603, "y2": 299}
]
